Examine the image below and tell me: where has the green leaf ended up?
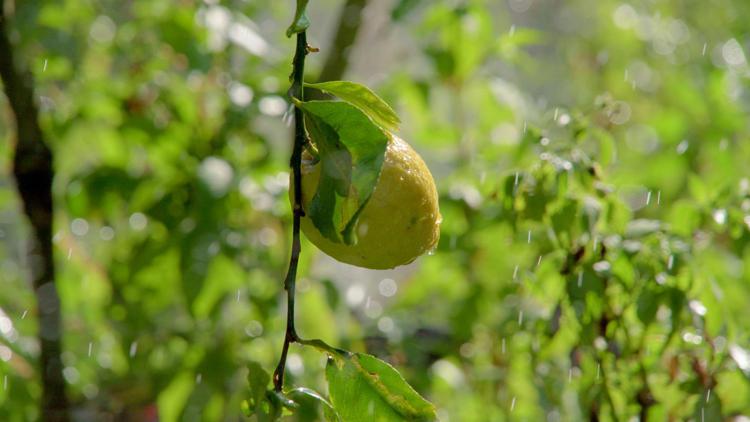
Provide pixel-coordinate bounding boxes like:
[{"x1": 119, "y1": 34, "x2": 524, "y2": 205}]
[
  {"x1": 245, "y1": 363, "x2": 283, "y2": 421},
  {"x1": 304, "y1": 81, "x2": 401, "y2": 132},
  {"x1": 247, "y1": 361, "x2": 271, "y2": 409},
  {"x1": 299, "y1": 101, "x2": 388, "y2": 245},
  {"x1": 326, "y1": 352, "x2": 437, "y2": 421},
  {"x1": 287, "y1": 387, "x2": 341, "y2": 422},
  {"x1": 286, "y1": 0, "x2": 310, "y2": 37}
]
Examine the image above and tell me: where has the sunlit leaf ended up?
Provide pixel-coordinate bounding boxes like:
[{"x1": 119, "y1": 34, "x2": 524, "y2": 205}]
[
  {"x1": 298, "y1": 100, "x2": 388, "y2": 244},
  {"x1": 304, "y1": 81, "x2": 401, "y2": 132},
  {"x1": 326, "y1": 352, "x2": 437, "y2": 421}
]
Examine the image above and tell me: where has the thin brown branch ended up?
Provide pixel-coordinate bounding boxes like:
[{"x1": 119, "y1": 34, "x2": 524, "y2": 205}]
[{"x1": 273, "y1": 30, "x2": 308, "y2": 393}]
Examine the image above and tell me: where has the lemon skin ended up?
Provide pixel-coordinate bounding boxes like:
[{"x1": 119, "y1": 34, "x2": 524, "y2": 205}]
[{"x1": 293, "y1": 136, "x2": 441, "y2": 269}]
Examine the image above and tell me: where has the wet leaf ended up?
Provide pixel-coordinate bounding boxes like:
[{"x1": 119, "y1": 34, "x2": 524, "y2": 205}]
[
  {"x1": 299, "y1": 100, "x2": 388, "y2": 244},
  {"x1": 304, "y1": 81, "x2": 401, "y2": 132},
  {"x1": 326, "y1": 352, "x2": 437, "y2": 421}
]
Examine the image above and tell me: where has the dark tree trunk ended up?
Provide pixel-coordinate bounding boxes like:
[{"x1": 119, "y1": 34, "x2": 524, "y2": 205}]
[{"x1": 0, "y1": 9, "x2": 69, "y2": 422}]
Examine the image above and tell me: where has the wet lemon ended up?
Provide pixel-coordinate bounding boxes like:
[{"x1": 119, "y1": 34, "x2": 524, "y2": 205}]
[{"x1": 293, "y1": 136, "x2": 441, "y2": 269}]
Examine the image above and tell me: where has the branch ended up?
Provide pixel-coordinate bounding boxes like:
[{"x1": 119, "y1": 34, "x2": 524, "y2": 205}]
[
  {"x1": 306, "y1": 0, "x2": 368, "y2": 100},
  {"x1": 273, "y1": 29, "x2": 308, "y2": 392},
  {"x1": 0, "y1": 9, "x2": 69, "y2": 422}
]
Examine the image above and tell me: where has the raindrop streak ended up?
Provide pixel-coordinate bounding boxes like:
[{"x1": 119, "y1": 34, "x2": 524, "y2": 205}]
[
  {"x1": 523, "y1": 121, "x2": 527, "y2": 134},
  {"x1": 509, "y1": 24, "x2": 516, "y2": 36},
  {"x1": 513, "y1": 265, "x2": 519, "y2": 280},
  {"x1": 43, "y1": 59, "x2": 48, "y2": 72},
  {"x1": 593, "y1": 237, "x2": 599, "y2": 252},
  {"x1": 67, "y1": 248, "x2": 72, "y2": 260},
  {"x1": 554, "y1": 108, "x2": 559, "y2": 121},
  {"x1": 3, "y1": 375, "x2": 6, "y2": 391},
  {"x1": 237, "y1": 289, "x2": 241, "y2": 302},
  {"x1": 624, "y1": 69, "x2": 629, "y2": 82},
  {"x1": 702, "y1": 42, "x2": 708, "y2": 56},
  {"x1": 196, "y1": 373, "x2": 202, "y2": 384},
  {"x1": 502, "y1": 338, "x2": 506, "y2": 354},
  {"x1": 568, "y1": 369, "x2": 572, "y2": 383},
  {"x1": 518, "y1": 310, "x2": 524, "y2": 325},
  {"x1": 657, "y1": 190, "x2": 661, "y2": 205},
  {"x1": 88, "y1": 342, "x2": 93, "y2": 357},
  {"x1": 578, "y1": 271, "x2": 583, "y2": 287},
  {"x1": 129, "y1": 342, "x2": 138, "y2": 358},
  {"x1": 646, "y1": 191, "x2": 652, "y2": 205},
  {"x1": 706, "y1": 388, "x2": 711, "y2": 403},
  {"x1": 537, "y1": 255, "x2": 542, "y2": 267},
  {"x1": 21, "y1": 310, "x2": 27, "y2": 319},
  {"x1": 510, "y1": 397, "x2": 516, "y2": 412},
  {"x1": 527, "y1": 230, "x2": 531, "y2": 243},
  {"x1": 514, "y1": 172, "x2": 519, "y2": 186},
  {"x1": 668, "y1": 255, "x2": 674, "y2": 270},
  {"x1": 596, "y1": 363, "x2": 600, "y2": 380},
  {"x1": 702, "y1": 407, "x2": 705, "y2": 422}
]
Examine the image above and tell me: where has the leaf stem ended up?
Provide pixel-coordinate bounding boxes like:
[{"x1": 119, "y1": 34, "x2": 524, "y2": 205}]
[{"x1": 273, "y1": 29, "x2": 308, "y2": 392}]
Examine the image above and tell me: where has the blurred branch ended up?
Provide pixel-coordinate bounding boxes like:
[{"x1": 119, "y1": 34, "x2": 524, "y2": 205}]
[
  {"x1": 0, "y1": 8, "x2": 69, "y2": 422},
  {"x1": 307, "y1": 0, "x2": 368, "y2": 100}
]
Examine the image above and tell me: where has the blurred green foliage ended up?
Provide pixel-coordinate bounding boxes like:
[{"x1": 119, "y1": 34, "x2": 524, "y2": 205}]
[{"x1": 1, "y1": 0, "x2": 750, "y2": 420}]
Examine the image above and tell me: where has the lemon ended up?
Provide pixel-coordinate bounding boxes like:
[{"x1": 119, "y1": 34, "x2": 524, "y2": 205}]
[{"x1": 293, "y1": 135, "x2": 441, "y2": 269}]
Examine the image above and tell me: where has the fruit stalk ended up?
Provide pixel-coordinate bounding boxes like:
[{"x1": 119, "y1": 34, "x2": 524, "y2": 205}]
[{"x1": 273, "y1": 29, "x2": 308, "y2": 392}]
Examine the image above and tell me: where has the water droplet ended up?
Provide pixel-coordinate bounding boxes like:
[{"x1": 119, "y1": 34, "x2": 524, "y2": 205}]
[
  {"x1": 378, "y1": 317, "x2": 394, "y2": 333},
  {"x1": 346, "y1": 285, "x2": 365, "y2": 306},
  {"x1": 379, "y1": 279, "x2": 398, "y2": 297},
  {"x1": 712, "y1": 209, "x2": 727, "y2": 225},
  {"x1": 676, "y1": 140, "x2": 689, "y2": 154}
]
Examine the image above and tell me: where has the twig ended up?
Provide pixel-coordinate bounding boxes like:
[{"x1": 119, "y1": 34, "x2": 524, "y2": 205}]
[
  {"x1": 272, "y1": 30, "x2": 308, "y2": 392},
  {"x1": 0, "y1": 9, "x2": 69, "y2": 422}
]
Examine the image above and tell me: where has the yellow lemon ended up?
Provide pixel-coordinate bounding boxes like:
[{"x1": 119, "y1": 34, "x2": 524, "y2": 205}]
[{"x1": 293, "y1": 136, "x2": 441, "y2": 269}]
